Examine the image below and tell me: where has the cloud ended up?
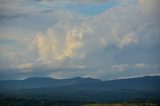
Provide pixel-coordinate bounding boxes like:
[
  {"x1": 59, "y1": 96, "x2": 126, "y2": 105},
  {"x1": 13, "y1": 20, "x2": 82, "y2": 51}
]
[
  {"x1": 35, "y1": 33, "x2": 52, "y2": 62},
  {"x1": 63, "y1": 29, "x2": 83, "y2": 57},
  {"x1": 0, "y1": 14, "x2": 28, "y2": 20},
  {"x1": 109, "y1": 63, "x2": 159, "y2": 74},
  {"x1": 110, "y1": 64, "x2": 129, "y2": 72},
  {"x1": 14, "y1": 0, "x2": 160, "y2": 70},
  {"x1": 134, "y1": 63, "x2": 145, "y2": 68},
  {"x1": 0, "y1": 0, "x2": 42, "y2": 19},
  {"x1": 31, "y1": 0, "x2": 109, "y2": 3},
  {"x1": 76, "y1": 0, "x2": 109, "y2": 4},
  {"x1": 34, "y1": 27, "x2": 85, "y2": 68},
  {"x1": 1, "y1": 0, "x2": 160, "y2": 80},
  {"x1": 138, "y1": 0, "x2": 160, "y2": 24},
  {"x1": 118, "y1": 32, "x2": 138, "y2": 48},
  {"x1": 17, "y1": 63, "x2": 33, "y2": 69},
  {"x1": 139, "y1": 0, "x2": 160, "y2": 14},
  {"x1": 81, "y1": 3, "x2": 141, "y2": 50}
]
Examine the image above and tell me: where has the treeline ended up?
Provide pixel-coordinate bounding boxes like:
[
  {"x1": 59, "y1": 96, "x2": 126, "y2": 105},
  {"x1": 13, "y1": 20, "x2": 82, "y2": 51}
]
[
  {"x1": 0, "y1": 97, "x2": 89, "y2": 106},
  {"x1": 0, "y1": 96, "x2": 160, "y2": 106}
]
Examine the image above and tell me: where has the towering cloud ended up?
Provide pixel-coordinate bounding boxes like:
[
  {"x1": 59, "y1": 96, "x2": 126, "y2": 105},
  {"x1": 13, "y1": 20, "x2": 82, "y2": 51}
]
[
  {"x1": 35, "y1": 27, "x2": 84, "y2": 63},
  {"x1": 64, "y1": 28, "x2": 83, "y2": 57},
  {"x1": 35, "y1": 33, "x2": 51, "y2": 62}
]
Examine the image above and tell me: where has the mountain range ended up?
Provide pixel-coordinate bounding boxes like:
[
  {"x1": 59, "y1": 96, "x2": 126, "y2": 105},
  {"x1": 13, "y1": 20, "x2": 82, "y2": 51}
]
[{"x1": 0, "y1": 76, "x2": 160, "y2": 102}]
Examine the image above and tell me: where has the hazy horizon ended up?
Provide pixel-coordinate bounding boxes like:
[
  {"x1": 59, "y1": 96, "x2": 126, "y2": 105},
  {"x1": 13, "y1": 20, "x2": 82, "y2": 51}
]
[{"x1": 1, "y1": 74, "x2": 160, "y2": 81}]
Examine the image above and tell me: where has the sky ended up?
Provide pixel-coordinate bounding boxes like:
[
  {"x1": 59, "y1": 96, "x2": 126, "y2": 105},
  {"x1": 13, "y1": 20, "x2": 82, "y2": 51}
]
[{"x1": 0, "y1": 0, "x2": 160, "y2": 80}]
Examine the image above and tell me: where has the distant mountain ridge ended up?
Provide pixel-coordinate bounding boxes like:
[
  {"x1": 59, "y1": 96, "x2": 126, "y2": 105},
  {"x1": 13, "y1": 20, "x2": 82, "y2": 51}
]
[
  {"x1": 0, "y1": 76, "x2": 160, "y2": 90},
  {"x1": 0, "y1": 76, "x2": 102, "y2": 89},
  {"x1": 0, "y1": 76, "x2": 160, "y2": 102}
]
